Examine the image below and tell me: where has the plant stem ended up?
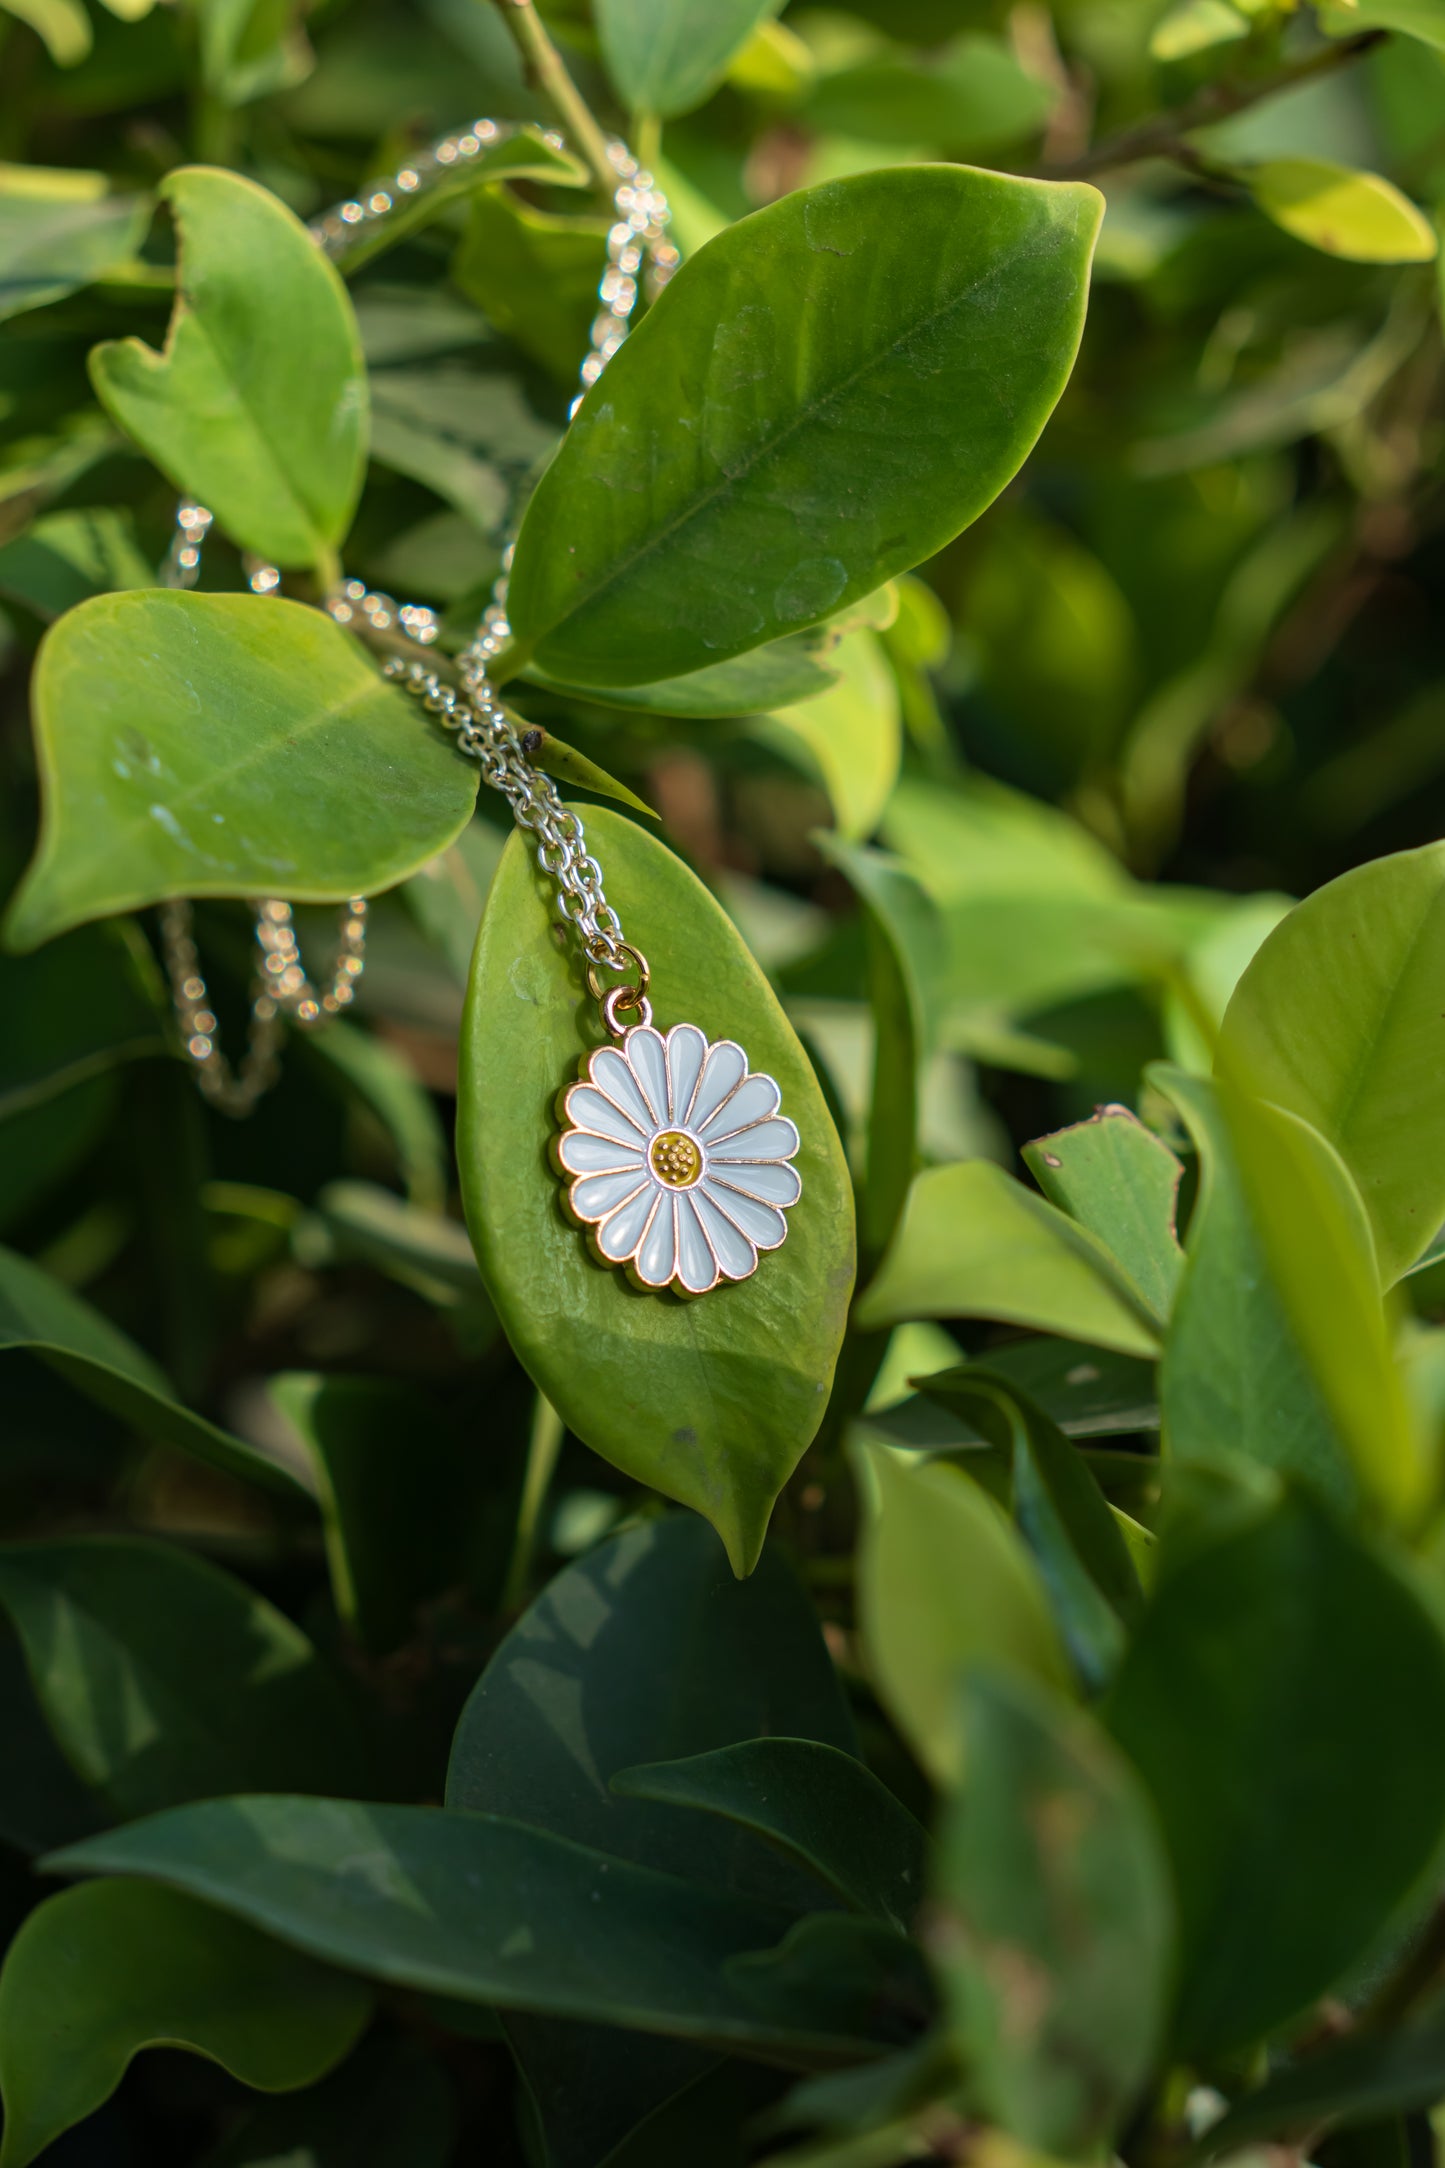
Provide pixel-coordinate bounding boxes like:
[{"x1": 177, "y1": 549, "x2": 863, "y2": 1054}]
[
  {"x1": 503, "y1": 1394, "x2": 565, "y2": 1611},
  {"x1": 636, "y1": 111, "x2": 662, "y2": 174},
  {"x1": 1042, "y1": 29, "x2": 1387, "y2": 179},
  {"x1": 489, "y1": 0, "x2": 617, "y2": 195}
]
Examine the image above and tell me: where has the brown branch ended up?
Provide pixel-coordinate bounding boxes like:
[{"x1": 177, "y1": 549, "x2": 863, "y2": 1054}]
[
  {"x1": 487, "y1": 0, "x2": 616, "y2": 195},
  {"x1": 1041, "y1": 30, "x2": 1387, "y2": 180}
]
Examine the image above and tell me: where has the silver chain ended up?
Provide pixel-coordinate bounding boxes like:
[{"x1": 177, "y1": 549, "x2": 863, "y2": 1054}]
[{"x1": 158, "y1": 120, "x2": 675, "y2": 1107}]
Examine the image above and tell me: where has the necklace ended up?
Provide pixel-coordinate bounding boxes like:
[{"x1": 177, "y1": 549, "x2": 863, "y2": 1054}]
[{"x1": 157, "y1": 122, "x2": 801, "y2": 1298}]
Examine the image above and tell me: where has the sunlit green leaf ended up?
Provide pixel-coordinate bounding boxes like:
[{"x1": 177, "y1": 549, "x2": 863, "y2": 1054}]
[
  {"x1": 855, "y1": 1160, "x2": 1162, "y2": 1358},
  {"x1": 457, "y1": 808, "x2": 855, "y2": 1576},
  {"x1": 851, "y1": 1436, "x2": 1072, "y2": 1786},
  {"x1": 1023, "y1": 1109, "x2": 1184, "y2": 1330},
  {"x1": 505, "y1": 167, "x2": 1102, "y2": 687},
  {"x1": 336, "y1": 132, "x2": 588, "y2": 275},
  {"x1": 90, "y1": 167, "x2": 366, "y2": 569},
  {"x1": 1319, "y1": 0, "x2": 1445, "y2": 52},
  {"x1": 1216, "y1": 844, "x2": 1445, "y2": 1284},
  {"x1": 754, "y1": 629, "x2": 901, "y2": 843},
  {"x1": 0, "y1": 1881, "x2": 370, "y2": 2168},
  {"x1": 4, "y1": 592, "x2": 477, "y2": 952},
  {"x1": 1241, "y1": 158, "x2": 1437, "y2": 264}
]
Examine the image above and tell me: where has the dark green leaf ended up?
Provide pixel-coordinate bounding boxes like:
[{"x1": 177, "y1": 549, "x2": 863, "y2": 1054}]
[
  {"x1": 90, "y1": 167, "x2": 366, "y2": 570},
  {"x1": 913, "y1": 1339, "x2": 1159, "y2": 1440},
  {"x1": 0, "y1": 1242, "x2": 307, "y2": 1497},
  {"x1": 4, "y1": 592, "x2": 478, "y2": 952},
  {"x1": 45, "y1": 1797, "x2": 886, "y2": 2061},
  {"x1": 1107, "y1": 1487, "x2": 1445, "y2": 2057},
  {"x1": 728, "y1": 1914, "x2": 933, "y2": 2052},
  {"x1": 0, "y1": 1536, "x2": 366, "y2": 1815},
  {"x1": 597, "y1": 0, "x2": 783, "y2": 118},
  {"x1": 615, "y1": 1740, "x2": 928, "y2": 1930},
  {"x1": 504, "y1": 167, "x2": 1102, "y2": 687},
  {"x1": 934, "y1": 1674, "x2": 1172, "y2": 2156},
  {"x1": 0, "y1": 919, "x2": 165, "y2": 1117},
  {"x1": 453, "y1": 191, "x2": 607, "y2": 384},
  {"x1": 0, "y1": 1881, "x2": 370, "y2": 2168},
  {"x1": 200, "y1": 2035, "x2": 456, "y2": 2168},
  {"x1": 334, "y1": 130, "x2": 588, "y2": 274},
  {"x1": 1023, "y1": 1108, "x2": 1184, "y2": 1329},
  {"x1": 0, "y1": 165, "x2": 151, "y2": 323},
  {"x1": 1200, "y1": 1989, "x2": 1445, "y2": 2155},
  {"x1": 457, "y1": 809, "x2": 855, "y2": 1576}
]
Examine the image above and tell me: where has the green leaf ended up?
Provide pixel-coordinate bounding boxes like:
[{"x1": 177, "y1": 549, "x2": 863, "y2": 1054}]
[
  {"x1": 0, "y1": 920, "x2": 164, "y2": 1117},
  {"x1": 935, "y1": 1675, "x2": 1172, "y2": 2157},
  {"x1": 851, "y1": 1436, "x2": 1072, "y2": 1787},
  {"x1": 1107, "y1": 1486, "x2": 1445, "y2": 2058},
  {"x1": 0, "y1": 164, "x2": 151, "y2": 323},
  {"x1": 268, "y1": 1373, "x2": 501, "y2": 1657},
  {"x1": 0, "y1": 1536, "x2": 366, "y2": 1816},
  {"x1": 614, "y1": 1740, "x2": 928, "y2": 1930},
  {"x1": 297, "y1": 1018, "x2": 450, "y2": 1215},
  {"x1": 855, "y1": 1160, "x2": 1162, "y2": 1358},
  {"x1": 0, "y1": 1241, "x2": 306, "y2": 1498},
  {"x1": 0, "y1": 0, "x2": 90, "y2": 65},
  {"x1": 1023, "y1": 1108, "x2": 1185, "y2": 1329},
  {"x1": 0, "y1": 1881, "x2": 370, "y2": 2168},
  {"x1": 1150, "y1": 0, "x2": 1252, "y2": 62},
  {"x1": 805, "y1": 36, "x2": 1057, "y2": 154},
  {"x1": 0, "y1": 505, "x2": 154, "y2": 620},
  {"x1": 1155, "y1": 1067, "x2": 1423, "y2": 1520},
  {"x1": 44, "y1": 1797, "x2": 888, "y2": 2061},
  {"x1": 504, "y1": 166, "x2": 1102, "y2": 688},
  {"x1": 446, "y1": 1512, "x2": 855, "y2": 2168},
  {"x1": 334, "y1": 131, "x2": 588, "y2": 276},
  {"x1": 727, "y1": 1914, "x2": 934, "y2": 2053},
  {"x1": 1240, "y1": 159, "x2": 1438, "y2": 264},
  {"x1": 816, "y1": 838, "x2": 943, "y2": 1266},
  {"x1": 927, "y1": 1369, "x2": 1143, "y2": 1689},
  {"x1": 452, "y1": 192, "x2": 607, "y2": 385},
  {"x1": 1319, "y1": 0, "x2": 1445, "y2": 47},
  {"x1": 197, "y1": 0, "x2": 312, "y2": 104},
  {"x1": 597, "y1": 0, "x2": 784, "y2": 119},
  {"x1": 457, "y1": 808, "x2": 855, "y2": 1577},
  {"x1": 1198, "y1": 1986, "x2": 1445, "y2": 2154},
  {"x1": 914, "y1": 1339, "x2": 1159, "y2": 1441},
  {"x1": 754, "y1": 629, "x2": 902, "y2": 843},
  {"x1": 524, "y1": 628, "x2": 844, "y2": 718},
  {"x1": 4, "y1": 591, "x2": 477, "y2": 952},
  {"x1": 90, "y1": 167, "x2": 366, "y2": 570},
  {"x1": 515, "y1": 722, "x2": 660, "y2": 819},
  {"x1": 1216, "y1": 843, "x2": 1445, "y2": 1285}
]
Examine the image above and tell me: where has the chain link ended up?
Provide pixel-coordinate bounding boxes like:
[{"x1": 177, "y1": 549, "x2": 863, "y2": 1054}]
[{"x1": 157, "y1": 117, "x2": 674, "y2": 1099}]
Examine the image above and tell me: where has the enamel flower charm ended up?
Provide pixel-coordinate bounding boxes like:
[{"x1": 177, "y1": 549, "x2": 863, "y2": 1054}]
[{"x1": 555, "y1": 1021, "x2": 801, "y2": 1295}]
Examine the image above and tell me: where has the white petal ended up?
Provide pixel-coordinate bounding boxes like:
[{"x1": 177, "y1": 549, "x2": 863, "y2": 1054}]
[
  {"x1": 565, "y1": 1085, "x2": 648, "y2": 1149},
  {"x1": 711, "y1": 1159, "x2": 801, "y2": 1208},
  {"x1": 699, "y1": 1071, "x2": 779, "y2": 1142},
  {"x1": 702, "y1": 1179, "x2": 787, "y2": 1252},
  {"x1": 569, "y1": 1168, "x2": 649, "y2": 1222},
  {"x1": 675, "y1": 1193, "x2": 719, "y2": 1294},
  {"x1": 597, "y1": 1183, "x2": 658, "y2": 1263},
  {"x1": 666, "y1": 1023, "x2": 707, "y2": 1127},
  {"x1": 635, "y1": 1192, "x2": 677, "y2": 1286},
  {"x1": 691, "y1": 1187, "x2": 757, "y2": 1283},
  {"x1": 589, "y1": 1045, "x2": 656, "y2": 1135},
  {"x1": 689, "y1": 1040, "x2": 747, "y2": 1131},
  {"x1": 558, "y1": 1130, "x2": 646, "y2": 1177},
  {"x1": 707, "y1": 1117, "x2": 799, "y2": 1163},
  {"x1": 624, "y1": 1025, "x2": 669, "y2": 1124}
]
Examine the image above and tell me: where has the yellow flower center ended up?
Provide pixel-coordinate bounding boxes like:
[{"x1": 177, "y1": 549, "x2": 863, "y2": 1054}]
[{"x1": 650, "y1": 1130, "x2": 702, "y2": 1188}]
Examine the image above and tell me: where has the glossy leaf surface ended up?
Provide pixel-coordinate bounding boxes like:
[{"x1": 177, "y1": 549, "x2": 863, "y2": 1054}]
[
  {"x1": 615, "y1": 1739, "x2": 927, "y2": 1930},
  {"x1": 936, "y1": 1675, "x2": 1172, "y2": 2157},
  {"x1": 1217, "y1": 844, "x2": 1445, "y2": 1284},
  {"x1": 0, "y1": 1881, "x2": 370, "y2": 2168},
  {"x1": 4, "y1": 591, "x2": 477, "y2": 950},
  {"x1": 597, "y1": 0, "x2": 783, "y2": 118},
  {"x1": 1108, "y1": 1488, "x2": 1445, "y2": 2057},
  {"x1": 855, "y1": 1159, "x2": 1161, "y2": 1357},
  {"x1": 457, "y1": 809, "x2": 855, "y2": 1576},
  {"x1": 90, "y1": 167, "x2": 366, "y2": 568},
  {"x1": 446, "y1": 1513, "x2": 853, "y2": 2166},
  {"x1": 0, "y1": 1242, "x2": 305, "y2": 1496},
  {"x1": 46, "y1": 1798, "x2": 882, "y2": 2061},
  {"x1": 852, "y1": 1437, "x2": 1071, "y2": 1786},
  {"x1": 506, "y1": 167, "x2": 1102, "y2": 687},
  {"x1": 0, "y1": 1537, "x2": 366, "y2": 1815}
]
